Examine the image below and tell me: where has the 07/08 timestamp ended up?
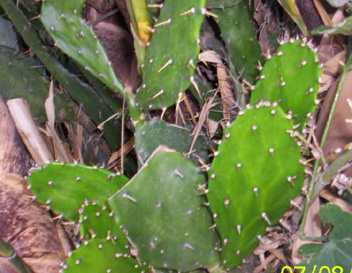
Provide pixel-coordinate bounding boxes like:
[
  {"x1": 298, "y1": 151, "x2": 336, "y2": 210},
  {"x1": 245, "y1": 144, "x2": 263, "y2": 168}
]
[{"x1": 280, "y1": 265, "x2": 352, "y2": 273}]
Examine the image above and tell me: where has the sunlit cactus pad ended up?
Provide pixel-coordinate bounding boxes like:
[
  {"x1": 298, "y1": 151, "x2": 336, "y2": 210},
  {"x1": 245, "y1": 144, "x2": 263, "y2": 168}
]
[
  {"x1": 208, "y1": 104, "x2": 304, "y2": 269},
  {"x1": 137, "y1": 0, "x2": 206, "y2": 109},
  {"x1": 63, "y1": 238, "x2": 141, "y2": 273},
  {"x1": 28, "y1": 163, "x2": 128, "y2": 221},
  {"x1": 41, "y1": 0, "x2": 124, "y2": 93},
  {"x1": 109, "y1": 147, "x2": 220, "y2": 272},
  {"x1": 134, "y1": 119, "x2": 209, "y2": 163},
  {"x1": 250, "y1": 40, "x2": 321, "y2": 125}
]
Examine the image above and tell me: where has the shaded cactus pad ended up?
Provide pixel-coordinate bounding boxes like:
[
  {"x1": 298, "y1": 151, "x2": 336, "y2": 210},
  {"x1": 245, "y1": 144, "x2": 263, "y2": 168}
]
[
  {"x1": 109, "y1": 147, "x2": 220, "y2": 272},
  {"x1": 134, "y1": 119, "x2": 209, "y2": 163},
  {"x1": 250, "y1": 40, "x2": 321, "y2": 125},
  {"x1": 28, "y1": 163, "x2": 128, "y2": 221},
  {"x1": 137, "y1": 0, "x2": 206, "y2": 109},
  {"x1": 208, "y1": 104, "x2": 304, "y2": 269},
  {"x1": 208, "y1": 0, "x2": 261, "y2": 82},
  {"x1": 63, "y1": 238, "x2": 142, "y2": 273},
  {"x1": 41, "y1": 0, "x2": 124, "y2": 93}
]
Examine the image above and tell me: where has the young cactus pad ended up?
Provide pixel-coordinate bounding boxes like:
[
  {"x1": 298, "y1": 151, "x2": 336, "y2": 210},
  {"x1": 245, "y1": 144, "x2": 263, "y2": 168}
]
[
  {"x1": 208, "y1": 104, "x2": 304, "y2": 269},
  {"x1": 28, "y1": 163, "x2": 128, "y2": 221},
  {"x1": 62, "y1": 238, "x2": 141, "y2": 273},
  {"x1": 208, "y1": 0, "x2": 261, "y2": 82},
  {"x1": 109, "y1": 147, "x2": 220, "y2": 272},
  {"x1": 79, "y1": 201, "x2": 124, "y2": 241},
  {"x1": 250, "y1": 40, "x2": 321, "y2": 125},
  {"x1": 136, "y1": 0, "x2": 206, "y2": 109},
  {"x1": 134, "y1": 119, "x2": 209, "y2": 164},
  {"x1": 40, "y1": 0, "x2": 124, "y2": 93}
]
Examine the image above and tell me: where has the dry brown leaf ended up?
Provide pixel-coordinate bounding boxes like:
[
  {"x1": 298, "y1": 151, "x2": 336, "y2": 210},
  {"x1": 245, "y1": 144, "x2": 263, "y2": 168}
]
[
  {"x1": 320, "y1": 189, "x2": 352, "y2": 213},
  {"x1": 44, "y1": 82, "x2": 72, "y2": 163},
  {"x1": 0, "y1": 173, "x2": 66, "y2": 273},
  {"x1": 312, "y1": 0, "x2": 333, "y2": 27},
  {"x1": 0, "y1": 98, "x2": 67, "y2": 273},
  {"x1": 322, "y1": 71, "x2": 352, "y2": 158},
  {"x1": 0, "y1": 99, "x2": 32, "y2": 176},
  {"x1": 199, "y1": 50, "x2": 236, "y2": 122},
  {"x1": 7, "y1": 99, "x2": 53, "y2": 165}
]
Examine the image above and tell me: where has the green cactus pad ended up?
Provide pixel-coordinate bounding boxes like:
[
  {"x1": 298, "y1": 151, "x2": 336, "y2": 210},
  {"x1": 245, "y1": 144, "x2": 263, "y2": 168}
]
[
  {"x1": 28, "y1": 163, "x2": 128, "y2": 221},
  {"x1": 79, "y1": 201, "x2": 124, "y2": 241},
  {"x1": 41, "y1": 0, "x2": 124, "y2": 93},
  {"x1": 134, "y1": 119, "x2": 209, "y2": 164},
  {"x1": 63, "y1": 238, "x2": 141, "y2": 273},
  {"x1": 250, "y1": 40, "x2": 321, "y2": 125},
  {"x1": 109, "y1": 147, "x2": 220, "y2": 272},
  {"x1": 208, "y1": 0, "x2": 261, "y2": 82},
  {"x1": 208, "y1": 104, "x2": 304, "y2": 269},
  {"x1": 136, "y1": 0, "x2": 206, "y2": 109}
]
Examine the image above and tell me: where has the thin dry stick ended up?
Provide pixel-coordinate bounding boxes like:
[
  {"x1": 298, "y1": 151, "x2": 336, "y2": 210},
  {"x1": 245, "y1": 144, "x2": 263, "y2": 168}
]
[{"x1": 7, "y1": 98, "x2": 53, "y2": 165}]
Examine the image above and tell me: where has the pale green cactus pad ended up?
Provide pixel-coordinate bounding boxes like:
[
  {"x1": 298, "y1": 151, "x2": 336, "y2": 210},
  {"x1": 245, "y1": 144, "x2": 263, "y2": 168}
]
[
  {"x1": 79, "y1": 201, "x2": 123, "y2": 242},
  {"x1": 63, "y1": 238, "x2": 141, "y2": 273},
  {"x1": 109, "y1": 147, "x2": 220, "y2": 272},
  {"x1": 41, "y1": 0, "x2": 124, "y2": 93},
  {"x1": 208, "y1": 0, "x2": 261, "y2": 82},
  {"x1": 134, "y1": 119, "x2": 209, "y2": 164},
  {"x1": 250, "y1": 40, "x2": 321, "y2": 125},
  {"x1": 28, "y1": 163, "x2": 128, "y2": 221},
  {"x1": 208, "y1": 104, "x2": 304, "y2": 269},
  {"x1": 137, "y1": 0, "x2": 206, "y2": 109}
]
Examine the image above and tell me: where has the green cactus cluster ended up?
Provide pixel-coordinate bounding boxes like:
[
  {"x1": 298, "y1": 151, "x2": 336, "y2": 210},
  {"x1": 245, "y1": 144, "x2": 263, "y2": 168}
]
[
  {"x1": 26, "y1": 37, "x2": 321, "y2": 272},
  {"x1": 0, "y1": 0, "x2": 327, "y2": 272}
]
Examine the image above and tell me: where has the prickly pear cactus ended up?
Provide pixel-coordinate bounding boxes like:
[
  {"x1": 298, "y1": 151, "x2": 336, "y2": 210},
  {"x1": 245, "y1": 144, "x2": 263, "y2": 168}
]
[
  {"x1": 40, "y1": 0, "x2": 124, "y2": 93},
  {"x1": 62, "y1": 238, "x2": 141, "y2": 273},
  {"x1": 250, "y1": 40, "x2": 321, "y2": 125},
  {"x1": 109, "y1": 147, "x2": 220, "y2": 272},
  {"x1": 208, "y1": 104, "x2": 304, "y2": 269},
  {"x1": 208, "y1": 0, "x2": 261, "y2": 82},
  {"x1": 136, "y1": 0, "x2": 206, "y2": 109},
  {"x1": 28, "y1": 163, "x2": 128, "y2": 221},
  {"x1": 79, "y1": 201, "x2": 123, "y2": 241},
  {"x1": 134, "y1": 119, "x2": 209, "y2": 164}
]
